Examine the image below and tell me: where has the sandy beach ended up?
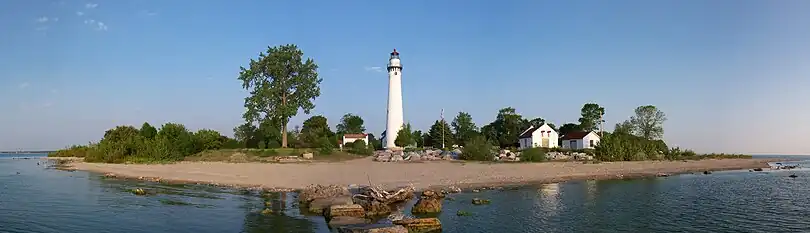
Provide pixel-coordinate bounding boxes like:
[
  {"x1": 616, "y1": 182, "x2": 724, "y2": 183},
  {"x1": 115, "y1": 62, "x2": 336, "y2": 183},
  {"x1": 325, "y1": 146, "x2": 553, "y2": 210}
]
[{"x1": 55, "y1": 157, "x2": 779, "y2": 191}]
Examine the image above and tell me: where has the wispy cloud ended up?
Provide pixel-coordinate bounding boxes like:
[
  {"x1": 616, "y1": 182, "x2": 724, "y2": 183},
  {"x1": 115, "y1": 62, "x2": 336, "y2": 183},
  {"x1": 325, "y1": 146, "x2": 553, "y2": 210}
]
[
  {"x1": 85, "y1": 3, "x2": 98, "y2": 9},
  {"x1": 76, "y1": 11, "x2": 84, "y2": 16},
  {"x1": 36, "y1": 17, "x2": 50, "y2": 23},
  {"x1": 364, "y1": 66, "x2": 384, "y2": 73},
  {"x1": 18, "y1": 82, "x2": 30, "y2": 89},
  {"x1": 84, "y1": 19, "x2": 107, "y2": 31}
]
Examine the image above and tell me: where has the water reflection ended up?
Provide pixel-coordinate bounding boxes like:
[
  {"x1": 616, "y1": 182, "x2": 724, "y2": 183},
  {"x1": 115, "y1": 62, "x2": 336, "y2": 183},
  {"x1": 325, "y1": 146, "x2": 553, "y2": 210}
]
[
  {"x1": 536, "y1": 183, "x2": 561, "y2": 216},
  {"x1": 241, "y1": 191, "x2": 317, "y2": 233}
]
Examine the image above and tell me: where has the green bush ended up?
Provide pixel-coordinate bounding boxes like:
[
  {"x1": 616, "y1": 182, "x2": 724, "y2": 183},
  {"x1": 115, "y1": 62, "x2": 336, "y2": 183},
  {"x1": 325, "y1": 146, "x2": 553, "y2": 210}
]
[
  {"x1": 317, "y1": 137, "x2": 334, "y2": 155},
  {"x1": 594, "y1": 133, "x2": 667, "y2": 162},
  {"x1": 348, "y1": 140, "x2": 372, "y2": 156},
  {"x1": 520, "y1": 147, "x2": 547, "y2": 162},
  {"x1": 459, "y1": 135, "x2": 494, "y2": 161}
]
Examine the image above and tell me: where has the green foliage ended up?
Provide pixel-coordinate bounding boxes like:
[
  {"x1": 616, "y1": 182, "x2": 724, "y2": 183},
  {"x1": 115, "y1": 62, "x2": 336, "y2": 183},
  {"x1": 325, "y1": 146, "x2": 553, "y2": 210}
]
[
  {"x1": 481, "y1": 107, "x2": 529, "y2": 148},
  {"x1": 613, "y1": 120, "x2": 634, "y2": 135},
  {"x1": 300, "y1": 115, "x2": 334, "y2": 148},
  {"x1": 238, "y1": 44, "x2": 322, "y2": 148},
  {"x1": 139, "y1": 122, "x2": 157, "y2": 139},
  {"x1": 520, "y1": 147, "x2": 547, "y2": 162},
  {"x1": 412, "y1": 130, "x2": 425, "y2": 148},
  {"x1": 578, "y1": 103, "x2": 605, "y2": 132},
  {"x1": 451, "y1": 112, "x2": 478, "y2": 146},
  {"x1": 459, "y1": 135, "x2": 494, "y2": 161},
  {"x1": 594, "y1": 133, "x2": 667, "y2": 161},
  {"x1": 336, "y1": 113, "x2": 365, "y2": 134},
  {"x1": 157, "y1": 123, "x2": 195, "y2": 156},
  {"x1": 48, "y1": 144, "x2": 96, "y2": 157},
  {"x1": 395, "y1": 123, "x2": 415, "y2": 147},
  {"x1": 558, "y1": 123, "x2": 582, "y2": 137},
  {"x1": 629, "y1": 105, "x2": 667, "y2": 140},
  {"x1": 193, "y1": 129, "x2": 223, "y2": 152},
  {"x1": 366, "y1": 133, "x2": 382, "y2": 150},
  {"x1": 427, "y1": 120, "x2": 453, "y2": 149},
  {"x1": 316, "y1": 137, "x2": 334, "y2": 155},
  {"x1": 347, "y1": 139, "x2": 372, "y2": 156}
]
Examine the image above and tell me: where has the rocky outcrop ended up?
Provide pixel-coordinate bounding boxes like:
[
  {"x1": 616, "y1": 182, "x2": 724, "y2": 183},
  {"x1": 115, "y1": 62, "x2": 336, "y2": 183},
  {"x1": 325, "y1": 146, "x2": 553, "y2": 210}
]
[
  {"x1": 352, "y1": 186, "x2": 415, "y2": 217},
  {"x1": 337, "y1": 224, "x2": 408, "y2": 233},
  {"x1": 324, "y1": 204, "x2": 366, "y2": 221},
  {"x1": 309, "y1": 196, "x2": 354, "y2": 214},
  {"x1": 299, "y1": 184, "x2": 351, "y2": 204},
  {"x1": 328, "y1": 216, "x2": 368, "y2": 228},
  {"x1": 411, "y1": 190, "x2": 444, "y2": 214},
  {"x1": 393, "y1": 218, "x2": 442, "y2": 233},
  {"x1": 471, "y1": 198, "x2": 490, "y2": 205}
]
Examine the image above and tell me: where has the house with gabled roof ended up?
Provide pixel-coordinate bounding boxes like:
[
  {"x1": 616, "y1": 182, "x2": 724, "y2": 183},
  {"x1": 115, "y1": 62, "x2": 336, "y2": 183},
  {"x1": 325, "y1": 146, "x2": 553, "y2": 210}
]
[
  {"x1": 518, "y1": 123, "x2": 559, "y2": 150},
  {"x1": 561, "y1": 131, "x2": 600, "y2": 150}
]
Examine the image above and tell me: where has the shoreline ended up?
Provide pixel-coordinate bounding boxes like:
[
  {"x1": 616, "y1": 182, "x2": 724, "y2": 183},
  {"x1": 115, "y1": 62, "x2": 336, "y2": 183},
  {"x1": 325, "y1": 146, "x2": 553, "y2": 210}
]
[{"x1": 49, "y1": 157, "x2": 783, "y2": 192}]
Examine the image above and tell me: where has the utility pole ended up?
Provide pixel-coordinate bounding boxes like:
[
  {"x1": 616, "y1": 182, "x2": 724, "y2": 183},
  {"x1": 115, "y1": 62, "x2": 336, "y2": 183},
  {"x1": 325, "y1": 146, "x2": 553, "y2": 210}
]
[{"x1": 599, "y1": 114, "x2": 604, "y2": 137}]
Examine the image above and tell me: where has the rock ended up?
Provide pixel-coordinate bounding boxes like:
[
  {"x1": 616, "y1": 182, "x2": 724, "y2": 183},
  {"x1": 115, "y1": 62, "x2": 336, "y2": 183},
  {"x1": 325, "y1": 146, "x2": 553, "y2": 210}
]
[
  {"x1": 131, "y1": 188, "x2": 147, "y2": 196},
  {"x1": 456, "y1": 210, "x2": 473, "y2": 216},
  {"x1": 353, "y1": 198, "x2": 392, "y2": 217},
  {"x1": 471, "y1": 198, "x2": 491, "y2": 205},
  {"x1": 411, "y1": 190, "x2": 444, "y2": 214},
  {"x1": 337, "y1": 224, "x2": 408, "y2": 233},
  {"x1": 260, "y1": 208, "x2": 273, "y2": 215},
  {"x1": 447, "y1": 186, "x2": 462, "y2": 193},
  {"x1": 753, "y1": 168, "x2": 763, "y2": 172},
  {"x1": 656, "y1": 173, "x2": 670, "y2": 177},
  {"x1": 472, "y1": 189, "x2": 480, "y2": 193},
  {"x1": 703, "y1": 171, "x2": 712, "y2": 175},
  {"x1": 299, "y1": 184, "x2": 351, "y2": 204},
  {"x1": 308, "y1": 196, "x2": 354, "y2": 214},
  {"x1": 391, "y1": 154, "x2": 404, "y2": 162},
  {"x1": 301, "y1": 153, "x2": 314, "y2": 160},
  {"x1": 393, "y1": 218, "x2": 442, "y2": 233},
  {"x1": 375, "y1": 155, "x2": 392, "y2": 162},
  {"x1": 328, "y1": 216, "x2": 368, "y2": 228},
  {"x1": 324, "y1": 204, "x2": 366, "y2": 220},
  {"x1": 353, "y1": 186, "x2": 415, "y2": 217}
]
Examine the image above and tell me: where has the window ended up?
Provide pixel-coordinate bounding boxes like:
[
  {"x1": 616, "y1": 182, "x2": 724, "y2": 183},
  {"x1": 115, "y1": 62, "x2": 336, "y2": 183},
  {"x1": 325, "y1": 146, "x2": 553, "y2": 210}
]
[
  {"x1": 589, "y1": 140, "x2": 594, "y2": 147},
  {"x1": 394, "y1": 71, "x2": 398, "y2": 75}
]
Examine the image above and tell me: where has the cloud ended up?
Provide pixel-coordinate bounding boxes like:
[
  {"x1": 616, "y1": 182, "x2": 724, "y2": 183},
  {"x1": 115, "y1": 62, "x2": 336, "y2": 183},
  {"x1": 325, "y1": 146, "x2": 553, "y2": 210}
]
[
  {"x1": 18, "y1": 82, "x2": 29, "y2": 89},
  {"x1": 76, "y1": 11, "x2": 84, "y2": 16},
  {"x1": 85, "y1": 3, "x2": 98, "y2": 8},
  {"x1": 364, "y1": 66, "x2": 384, "y2": 73},
  {"x1": 36, "y1": 17, "x2": 49, "y2": 23},
  {"x1": 84, "y1": 19, "x2": 107, "y2": 31}
]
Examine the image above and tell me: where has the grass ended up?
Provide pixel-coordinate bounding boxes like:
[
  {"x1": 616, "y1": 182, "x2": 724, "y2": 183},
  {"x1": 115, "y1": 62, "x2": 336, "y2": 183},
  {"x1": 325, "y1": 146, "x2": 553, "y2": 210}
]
[{"x1": 184, "y1": 148, "x2": 366, "y2": 163}]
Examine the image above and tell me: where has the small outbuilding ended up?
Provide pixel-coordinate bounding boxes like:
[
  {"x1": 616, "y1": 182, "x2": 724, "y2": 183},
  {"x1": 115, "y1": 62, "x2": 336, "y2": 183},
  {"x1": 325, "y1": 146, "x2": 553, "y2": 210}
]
[
  {"x1": 561, "y1": 131, "x2": 600, "y2": 150},
  {"x1": 518, "y1": 123, "x2": 559, "y2": 149}
]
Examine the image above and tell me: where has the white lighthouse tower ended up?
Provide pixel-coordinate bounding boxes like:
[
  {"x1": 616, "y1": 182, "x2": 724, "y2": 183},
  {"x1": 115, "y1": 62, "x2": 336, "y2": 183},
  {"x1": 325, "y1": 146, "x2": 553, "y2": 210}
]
[{"x1": 385, "y1": 49, "x2": 404, "y2": 149}]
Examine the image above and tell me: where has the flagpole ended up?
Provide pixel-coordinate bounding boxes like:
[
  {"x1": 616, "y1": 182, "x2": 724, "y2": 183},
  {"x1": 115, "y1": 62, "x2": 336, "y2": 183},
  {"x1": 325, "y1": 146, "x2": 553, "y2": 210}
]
[{"x1": 441, "y1": 108, "x2": 445, "y2": 149}]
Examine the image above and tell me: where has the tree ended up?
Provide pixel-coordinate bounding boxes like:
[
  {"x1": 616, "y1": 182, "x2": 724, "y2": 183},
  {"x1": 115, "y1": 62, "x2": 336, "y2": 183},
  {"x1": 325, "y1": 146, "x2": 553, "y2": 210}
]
[
  {"x1": 459, "y1": 135, "x2": 494, "y2": 161},
  {"x1": 300, "y1": 115, "x2": 334, "y2": 148},
  {"x1": 367, "y1": 133, "x2": 381, "y2": 150},
  {"x1": 578, "y1": 103, "x2": 605, "y2": 132},
  {"x1": 412, "y1": 130, "x2": 425, "y2": 148},
  {"x1": 558, "y1": 123, "x2": 582, "y2": 137},
  {"x1": 336, "y1": 113, "x2": 365, "y2": 134},
  {"x1": 233, "y1": 123, "x2": 259, "y2": 148},
  {"x1": 483, "y1": 107, "x2": 527, "y2": 148},
  {"x1": 613, "y1": 120, "x2": 634, "y2": 135},
  {"x1": 451, "y1": 112, "x2": 478, "y2": 146},
  {"x1": 526, "y1": 117, "x2": 545, "y2": 128},
  {"x1": 428, "y1": 120, "x2": 453, "y2": 149},
  {"x1": 139, "y1": 122, "x2": 157, "y2": 139},
  {"x1": 193, "y1": 129, "x2": 223, "y2": 152},
  {"x1": 629, "y1": 105, "x2": 667, "y2": 140},
  {"x1": 157, "y1": 123, "x2": 195, "y2": 156},
  {"x1": 394, "y1": 123, "x2": 415, "y2": 147},
  {"x1": 238, "y1": 44, "x2": 322, "y2": 148},
  {"x1": 258, "y1": 119, "x2": 282, "y2": 149}
]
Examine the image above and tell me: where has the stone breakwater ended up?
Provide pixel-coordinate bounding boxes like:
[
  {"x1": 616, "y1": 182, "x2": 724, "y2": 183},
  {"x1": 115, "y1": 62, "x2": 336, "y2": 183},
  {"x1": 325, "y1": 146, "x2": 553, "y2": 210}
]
[{"x1": 372, "y1": 148, "x2": 594, "y2": 162}]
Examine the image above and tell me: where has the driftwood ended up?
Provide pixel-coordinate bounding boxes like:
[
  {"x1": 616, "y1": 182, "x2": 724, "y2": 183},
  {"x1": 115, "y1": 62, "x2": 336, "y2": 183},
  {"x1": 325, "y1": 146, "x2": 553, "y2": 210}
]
[{"x1": 352, "y1": 185, "x2": 414, "y2": 205}]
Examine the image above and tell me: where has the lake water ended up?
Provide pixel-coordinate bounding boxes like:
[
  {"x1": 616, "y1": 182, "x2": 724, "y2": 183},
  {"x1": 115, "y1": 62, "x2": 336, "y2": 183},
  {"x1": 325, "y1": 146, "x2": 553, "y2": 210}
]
[{"x1": 2, "y1": 154, "x2": 809, "y2": 233}]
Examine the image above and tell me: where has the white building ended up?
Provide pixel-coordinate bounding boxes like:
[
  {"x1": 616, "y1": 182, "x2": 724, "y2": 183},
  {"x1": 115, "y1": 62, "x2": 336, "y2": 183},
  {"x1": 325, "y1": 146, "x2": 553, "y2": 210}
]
[
  {"x1": 385, "y1": 49, "x2": 404, "y2": 149},
  {"x1": 340, "y1": 133, "x2": 369, "y2": 149},
  {"x1": 518, "y1": 123, "x2": 559, "y2": 150},
  {"x1": 561, "y1": 131, "x2": 601, "y2": 150}
]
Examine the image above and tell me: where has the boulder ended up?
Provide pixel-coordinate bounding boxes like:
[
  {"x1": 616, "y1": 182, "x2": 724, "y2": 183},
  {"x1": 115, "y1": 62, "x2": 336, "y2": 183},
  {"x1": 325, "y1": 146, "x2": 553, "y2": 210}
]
[
  {"x1": 301, "y1": 152, "x2": 314, "y2": 159},
  {"x1": 391, "y1": 154, "x2": 404, "y2": 162},
  {"x1": 471, "y1": 198, "x2": 490, "y2": 205},
  {"x1": 446, "y1": 186, "x2": 462, "y2": 193},
  {"x1": 308, "y1": 196, "x2": 354, "y2": 214},
  {"x1": 352, "y1": 186, "x2": 414, "y2": 217},
  {"x1": 337, "y1": 224, "x2": 408, "y2": 233},
  {"x1": 411, "y1": 190, "x2": 444, "y2": 214},
  {"x1": 393, "y1": 218, "x2": 442, "y2": 233},
  {"x1": 324, "y1": 204, "x2": 366, "y2": 220},
  {"x1": 328, "y1": 216, "x2": 368, "y2": 228},
  {"x1": 299, "y1": 184, "x2": 351, "y2": 204}
]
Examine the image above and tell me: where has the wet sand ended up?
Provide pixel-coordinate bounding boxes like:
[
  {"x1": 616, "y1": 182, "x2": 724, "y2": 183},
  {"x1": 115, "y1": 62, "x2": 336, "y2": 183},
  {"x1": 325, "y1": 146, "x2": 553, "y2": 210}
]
[{"x1": 54, "y1": 157, "x2": 779, "y2": 191}]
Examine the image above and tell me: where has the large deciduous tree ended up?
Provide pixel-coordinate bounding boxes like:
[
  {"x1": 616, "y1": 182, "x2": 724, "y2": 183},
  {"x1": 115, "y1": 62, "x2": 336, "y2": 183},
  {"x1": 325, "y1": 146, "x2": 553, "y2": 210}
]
[
  {"x1": 451, "y1": 112, "x2": 478, "y2": 146},
  {"x1": 629, "y1": 105, "x2": 666, "y2": 140},
  {"x1": 578, "y1": 103, "x2": 605, "y2": 132},
  {"x1": 483, "y1": 107, "x2": 526, "y2": 148},
  {"x1": 139, "y1": 122, "x2": 157, "y2": 139},
  {"x1": 238, "y1": 44, "x2": 321, "y2": 148},
  {"x1": 336, "y1": 113, "x2": 365, "y2": 134},
  {"x1": 613, "y1": 120, "x2": 634, "y2": 135}
]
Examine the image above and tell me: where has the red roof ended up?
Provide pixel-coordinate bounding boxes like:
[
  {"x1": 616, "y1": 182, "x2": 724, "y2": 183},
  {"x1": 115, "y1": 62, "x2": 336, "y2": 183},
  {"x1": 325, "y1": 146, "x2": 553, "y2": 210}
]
[
  {"x1": 343, "y1": 134, "x2": 368, "y2": 139},
  {"x1": 561, "y1": 131, "x2": 594, "y2": 140}
]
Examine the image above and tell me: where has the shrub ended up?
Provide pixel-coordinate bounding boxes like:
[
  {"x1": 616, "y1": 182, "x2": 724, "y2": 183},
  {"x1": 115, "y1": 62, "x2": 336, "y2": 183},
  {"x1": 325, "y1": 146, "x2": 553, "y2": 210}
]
[
  {"x1": 520, "y1": 147, "x2": 547, "y2": 162},
  {"x1": 348, "y1": 140, "x2": 372, "y2": 156},
  {"x1": 317, "y1": 137, "x2": 334, "y2": 155},
  {"x1": 459, "y1": 135, "x2": 494, "y2": 161}
]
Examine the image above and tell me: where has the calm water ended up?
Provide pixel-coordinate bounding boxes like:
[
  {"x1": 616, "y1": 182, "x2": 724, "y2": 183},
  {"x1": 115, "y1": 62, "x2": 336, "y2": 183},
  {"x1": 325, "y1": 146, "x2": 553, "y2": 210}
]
[{"x1": 2, "y1": 154, "x2": 809, "y2": 233}]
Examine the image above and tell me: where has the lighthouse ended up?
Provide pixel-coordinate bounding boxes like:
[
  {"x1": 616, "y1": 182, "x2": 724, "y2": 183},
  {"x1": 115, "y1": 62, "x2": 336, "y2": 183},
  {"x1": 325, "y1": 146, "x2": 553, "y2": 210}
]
[{"x1": 385, "y1": 49, "x2": 404, "y2": 149}]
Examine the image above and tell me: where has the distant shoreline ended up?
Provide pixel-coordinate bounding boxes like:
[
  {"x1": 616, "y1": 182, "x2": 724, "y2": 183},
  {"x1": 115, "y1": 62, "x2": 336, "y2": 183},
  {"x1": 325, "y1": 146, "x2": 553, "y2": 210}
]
[{"x1": 46, "y1": 157, "x2": 785, "y2": 192}]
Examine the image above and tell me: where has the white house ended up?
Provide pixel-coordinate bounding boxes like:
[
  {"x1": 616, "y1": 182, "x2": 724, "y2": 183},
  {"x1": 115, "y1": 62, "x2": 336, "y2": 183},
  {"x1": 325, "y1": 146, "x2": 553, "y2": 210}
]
[
  {"x1": 518, "y1": 123, "x2": 559, "y2": 150},
  {"x1": 561, "y1": 131, "x2": 600, "y2": 150},
  {"x1": 339, "y1": 133, "x2": 369, "y2": 149}
]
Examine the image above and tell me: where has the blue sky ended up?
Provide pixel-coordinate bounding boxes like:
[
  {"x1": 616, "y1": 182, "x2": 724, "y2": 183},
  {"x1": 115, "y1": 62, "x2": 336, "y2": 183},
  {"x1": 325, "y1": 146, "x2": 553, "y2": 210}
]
[{"x1": 2, "y1": 0, "x2": 809, "y2": 154}]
